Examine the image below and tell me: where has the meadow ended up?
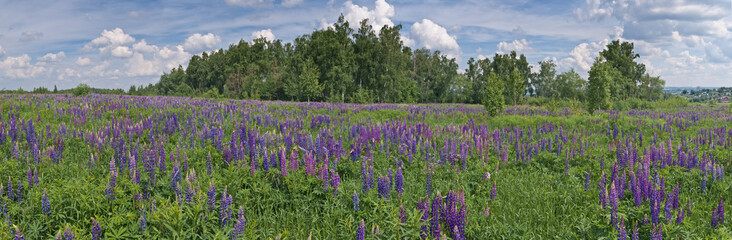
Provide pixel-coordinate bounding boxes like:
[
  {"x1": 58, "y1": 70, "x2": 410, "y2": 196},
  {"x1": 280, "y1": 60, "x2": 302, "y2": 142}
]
[{"x1": 0, "y1": 94, "x2": 730, "y2": 239}]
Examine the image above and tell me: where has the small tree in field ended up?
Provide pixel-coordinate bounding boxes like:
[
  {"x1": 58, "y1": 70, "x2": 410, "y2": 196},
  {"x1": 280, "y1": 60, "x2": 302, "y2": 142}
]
[
  {"x1": 483, "y1": 72, "x2": 504, "y2": 117},
  {"x1": 73, "y1": 84, "x2": 91, "y2": 96}
]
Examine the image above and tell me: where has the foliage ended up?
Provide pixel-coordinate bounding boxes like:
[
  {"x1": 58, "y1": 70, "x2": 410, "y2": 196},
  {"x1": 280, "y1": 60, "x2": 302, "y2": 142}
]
[
  {"x1": 482, "y1": 72, "x2": 504, "y2": 116},
  {"x1": 72, "y1": 83, "x2": 91, "y2": 96},
  {"x1": 587, "y1": 57, "x2": 613, "y2": 113}
]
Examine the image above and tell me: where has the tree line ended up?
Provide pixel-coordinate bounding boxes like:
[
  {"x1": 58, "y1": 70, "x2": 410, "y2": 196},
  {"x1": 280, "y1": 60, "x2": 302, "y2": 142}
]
[{"x1": 121, "y1": 15, "x2": 665, "y2": 111}]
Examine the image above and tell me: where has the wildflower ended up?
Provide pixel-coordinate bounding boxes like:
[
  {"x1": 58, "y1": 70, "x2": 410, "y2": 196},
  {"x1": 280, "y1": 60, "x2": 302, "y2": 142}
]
[
  {"x1": 378, "y1": 175, "x2": 389, "y2": 201},
  {"x1": 91, "y1": 218, "x2": 101, "y2": 240},
  {"x1": 356, "y1": 219, "x2": 365, "y2": 240},
  {"x1": 42, "y1": 188, "x2": 50, "y2": 217},
  {"x1": 395, "y1": 168, "x2": 404, "y2": 197},
  {"x1": 64, "y1": 224, "x2": 74, "y2": 240},
  {"x1": 139, "y1": 211, "x2": 146, "y2": 234},
  {"x1": 490, "y1": 181, "x2": 497, "y2": 200},
  {"x1": 353, "y1": 191, "x2": 360, "y2": 211}
]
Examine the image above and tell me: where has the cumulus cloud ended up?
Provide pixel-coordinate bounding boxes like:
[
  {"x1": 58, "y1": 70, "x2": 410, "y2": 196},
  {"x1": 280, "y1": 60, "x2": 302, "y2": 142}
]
[
  {"x1": 225, "y1": 0, "x2": 273, "y2": 7},
  {"x1": 282, "y1": 0, "x2": 303, "y2": 7},
  {"x1": 409, "y1": 19, "x2": 461, "y2": 59},
  {"x1": 19, "y1": 31, "x2": 43, "y2": 42},
  {"x1": 133, "y1": 40, "x2": 159, "y2": 53},
  {"x1": 0, "y1": 54, "x2": 47, "y2": 79},
  {"x1": 339, "y1": 0, "x2": 395, "y2": 32},
  {"x1": 86, "y1": 28, "x2": 135, "y2": 49},
  {"x1": 183, "y1": 33, "x2": 221, "y2": 52},
  {"x1": 110, "y1": 46, "x2": 133, "y2": 58},
  {"x1": 251, "y1": 29, "x2": 276, "y2": 41},
  {"x1": 58, "y1": 68, "x2": 80, "y2": 81},
  {"x1": 126, "y1": 53, "x2": 159, "y2": 76},
  {"x1": 38, "y1": 52, "x2": 66, "y2": 62},
  {"x1": 496, "y1": 39, "x2": 532, "y2": 54},
  {"x1": 75, "y1": 57, "x2": 91, "y2": 66},
  {"x1": 559, "y1": 39, "x2": 609, "y2": 72},
  {"x1": 0, "y1": 45, "x2": 5, "y2": 57}
]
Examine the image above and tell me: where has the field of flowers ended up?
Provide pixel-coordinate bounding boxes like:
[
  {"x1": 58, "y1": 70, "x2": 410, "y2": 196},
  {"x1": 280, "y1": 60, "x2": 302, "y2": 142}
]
[{"x1": 0, "y1": 94, "x2": 730, "y2": 239}]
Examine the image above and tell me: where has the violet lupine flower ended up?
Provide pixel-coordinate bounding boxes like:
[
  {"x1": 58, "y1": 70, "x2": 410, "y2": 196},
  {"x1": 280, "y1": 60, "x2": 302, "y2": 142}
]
[
  {"x1": 105, "y1": 169, "x2": 117, "y2": 200},
  {"x1": 64, "y1": 224, "x2": 74, "y2": 240},
  {"x1": 207, "y1": 181, "x2": 216, "y2": 213},
  {"x1": 280, "y1": 147, "x2": 288, "y2": 177},
  {"x1": 139, "y1": 211, "x2": 146, "y2": 235},
  {"x1": 7, "y1": 179, "x2": 13, "y2": 200},
  {"x1": 701, "y1": 175, "x2": 707, "y2": 193},
  {"x1": 490, "y1": 181, "x2": 497, "y2": 201},
  {"x1": 353, "y1": 191, "x2": 359, "y2": 211},
  {"x1": 233, "y1": 206, "x2": 246, "y2": 239},
  {"x1": 430, "y1": 193, "x2": 442, "y2": 238},
  {"x1": 610, "y1": 181, "x2": 619, "y2": 226},
  {"x1": 26, "y1": 168, "x2": 32, "y2": 188},
  {"x1": 377, "y1": 175, "x2": 390, "y2": 201},
  {"x1": 42, "y1": 188, "x2": 50, "y2": 217},
  {"x1": 631, "y1": 221, "x2": 638, "y2": 240},
  {"x1": 712, "y1": 207, "x2": 719, "y2": 228},
  {"x1": 91, "y1": 218, "x2": 101, "y2": 240},
  {"x1": 14, "y1": 180, "x2": 22, "y2": 201},
  {"x1": 676, "y1": 207, "x2": 684, "y2": 224},
  {"x1": 718, "y1": 197, "x2": 725, "y2": 224},
  {"x1": 426, "y1": 173, "x2": 432, "y2": 197},
  {"x1": 330, "y1": 169, "x2": 341, "y2": 197},
  {"x1": 663, "y1": 198, "x2": 673, "y2": 223},
  {"x1": 399, "y1": 205, "x2": 406, "y2": 224},
  {"x1": 14, "y1": 225, "x2": 25, "y2": 240},
  {"x1": 373, "y1": 225, "x2": 381, "y2": 239},
  {"x1": 356, "y1": 219, "x2": 365, "y2": 240},
  {"x1": 417, "y1": 198, "x2": 430, "y2": 239},
  {"x1": 395, "y1": 168, "x2": 404, "y2": 197},
  {"x1": 220, "y1": 188, "x2": 233, "y2": 227},
  {"x1": 484, "y1": 204, "x2": 490, "y2": 217},
  {"x1": 617, "y1": 217, "x2": 626, "y2": 240}
]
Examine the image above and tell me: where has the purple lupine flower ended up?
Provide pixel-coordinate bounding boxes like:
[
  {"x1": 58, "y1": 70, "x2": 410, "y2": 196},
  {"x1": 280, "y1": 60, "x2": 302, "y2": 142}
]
[
  {"x1": 14, "y1": 225, "x2": 25, "y2": 240},
  {"x1": 206, "y1": 152, "x2": 212, "y2": 176},
  {"x1": 220, "y1": 188, "x2": 232, "y2": 227},
  {"x1": 15, "y1": 181, "x2": 22, "y2": 201},
  {"x1": 617, "y1": 217, "x2": 626, "y2": 240},
  {"x1": 377, "y1": 175, "x2": 390, "y2": 201},
  {"x1": 417, "y1": 198, "x2": 430, "y2": 239},
  {"x1": 279, "y1": 147, "x2": 288, "y2": 177},
  {"x1": 353, "y1": 191, "x2": 359, "y2": 211},
  {"x1": 718, "y1": 197, "x2": 725, "y2": 224},
  {"x1": 373, "y1": 225, "x2": 381, "y2": 239},
  {"x1": 484, "y1": 204, "x2": 490, "y2": 217},
  {"x1": 91, "y1": 218, "x2": 101, "y2": 240},
  {"x1": 663, "y1": 198, "x2": 672, "y2": 223},
  {"x1": 701, "y1": 175, "x2": 707, "y2": 193},
  {"x1": 105, "y1": 167, "x2": 117, "y2": 200},
  {"x1": 330, "y1": 169, "x2": 341, "y2": 197},
  {"x1": 64, "y1": 224, "x2": 74, "y2": 240},
  {"x1": 712, "y1": 207, "x2": 718, "y2": 228},
  {"x1": 395, "y1": 168, "x2": 404, "y2": 197},
  {"x1": 399, "y1": 205, "x2": 406, "y2": 224},
  {"x1": 207, "y1": 181, "x2": 216, "y2": 213},
  {"x1": 676, "y1": 207, "x2": 684, "y2": 224},
  {"x1": 490, "y1": 181, "x2": 497, "y2": 200},
  {"x1": 138, "y1": 211, "x2": 146, "y2": 235},
  {"x1": 430, "y1": 193, "x2": 442, "y2": 238},
  {"x1": 356, "y1": 219, "x2": 365, "y2": 240},
  {"x1": 26, "y1": 168, "x2": 32, "y2": 188},
  {"x1": 233, "y1": 206, "x2": 246, "y2": 239},
  {"x1": 42, "y1": 188, "x2": 50, "y2": 217},
  {"x1": 585, "y1": 170, "x2": 591, "y2": 191},
  {"x1": 426, "y1": 173, "x2": 432, "y2": 197},
  {"x1": 631, "y1": 221, "x2": 638, "y2": 240}
]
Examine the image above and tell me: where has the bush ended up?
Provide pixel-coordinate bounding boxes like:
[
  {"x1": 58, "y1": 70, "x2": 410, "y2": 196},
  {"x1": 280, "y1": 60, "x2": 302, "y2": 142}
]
[{"x1": 72, "y1": 84, "x2": 91, "y2": 96}]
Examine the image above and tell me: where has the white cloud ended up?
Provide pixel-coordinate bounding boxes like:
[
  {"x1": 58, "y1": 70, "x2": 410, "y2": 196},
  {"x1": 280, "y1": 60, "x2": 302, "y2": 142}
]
[
  {"x1": 86, "y1": 28, "x2": 135, "y2": 49},
  {"x1": 126, "y1": 53, "x2": 158, "y2": 76},
  {"x1": 225, "y1": 0, "x2": 274, "y2": 7},
  {"x1": 340, "y1": 0, "x2": 395, "y2": 32},
  {"x1": 282, "y1": 0, "x2": 303, "y2": 7},
  {"x1": 409, "y1": 19, "x2": 461, "y2": 59},
  {"x1": 156, "y1": 45, "x2": 190, "y2": 71},
  {"x1": 496, "y1": 39, "x2": 532, "y2": 54},
  {"x1": 559, "y1": 39, "x2": 609, "y2": 72},
  {"x1": 133, "y1": 40, "x2": 159, "y2": 53},
  {"x1": 251, "y1": 29, "x2": 276, "y2": 41},
  {"x1": 0, "y1": 45, "x2": 5, "y2": 57},
  {"x1": 109, "y1": 46, "x2": 133, "y2": 58},
  {"x1": 183, "y1": 33, "x2": 221, "y2": 52},
  {"x1": 0, "y1": 54, "x2": 47, "y2": 79},
  {"x1": 38, "y1": 52, "x2": 66, "y2": 62},
  {"x1": 75, "y1": 57, "x2": 91, "y2": 66},
  {"x1": 57, "y1": 68, "x2": 80, "y2": 81}
]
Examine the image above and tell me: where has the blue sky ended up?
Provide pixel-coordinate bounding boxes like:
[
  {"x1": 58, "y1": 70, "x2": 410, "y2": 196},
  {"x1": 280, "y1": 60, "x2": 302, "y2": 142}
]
[{"x1": 1, "y1": 0, "x2": 731, "y2": 90}]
